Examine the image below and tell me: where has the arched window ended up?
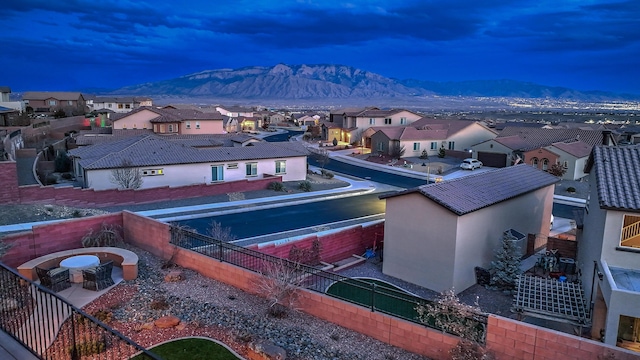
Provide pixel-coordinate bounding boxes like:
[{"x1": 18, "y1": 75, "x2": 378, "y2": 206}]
[
  {"x1": 542, "y1": 158, "x2": 549, "y2": 171},
  {"x1": 532, "y1": 157, "x2": 539, "y2": 167}
]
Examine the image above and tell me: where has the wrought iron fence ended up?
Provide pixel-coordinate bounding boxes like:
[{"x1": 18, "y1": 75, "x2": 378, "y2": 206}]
[
  {"x1": 0, "y1": 263, "x2": 161, "y2": 360},
  {"x1": 170, "y1": 226, "x2": 488, "y2": 343}
]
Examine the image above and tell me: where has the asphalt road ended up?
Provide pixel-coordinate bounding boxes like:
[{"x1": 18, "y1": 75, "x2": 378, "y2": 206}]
[{"x1": 176, "y1": 192, "x2": 388, "y2": 238}]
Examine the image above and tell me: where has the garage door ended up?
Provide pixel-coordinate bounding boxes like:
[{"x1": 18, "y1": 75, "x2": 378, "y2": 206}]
[{"x1": 478, "y1": 152, "x2": 507, "y2": 168}]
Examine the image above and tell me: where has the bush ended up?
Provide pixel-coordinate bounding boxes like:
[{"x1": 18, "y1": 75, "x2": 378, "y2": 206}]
[
  {"x1": 61, "y1": 172, "x2": 73, "y2": 180},
  {"x1": 438, "y1": 146, "x2": 446, "y2": 158},
  {"x1": 68, "y1": 339, "x2": 106, "y2": 356},
  {"x1": 44, "y1": 174, "x2": 58, "y2": 185},
  {"x1": 332, "y1": 138, "x2": 338, "y2": 146},
  {"x1": 567, "y1": 186, "x2": 576, "y2": 193},
  {"x1": 299, "y1": 180, "x2": 312, "y2": 192},
  {"x1": 268, "y1": 181, "x2": 285, "y2": 191},
  {"x1": 55, "y1": 150, "x2": 72, "y2": 172},
  {"x1": 320, "y1": 169, "x2": 334, "y2": 179}
]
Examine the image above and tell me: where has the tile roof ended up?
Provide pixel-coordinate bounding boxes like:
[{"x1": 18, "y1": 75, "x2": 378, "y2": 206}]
[
  {"x1": 550, "y1": 140, "x2": 592, "y2": 158},
  {"x1": 113, "y1": 106, "x2": 223, "y2": 124},
  {"x1": 380, "y1": 164, "x2": 559, "y2": 215},
  {"x1": 68, "y1": 135, "x2": 307, "y2": 170},
  {"x1": 585, "y1": 145, "x2": 640, "y2": 212},
  {"x1": 411, "y1": 118, "x2": 491, "y2": 137},
  {"x1": 497, "y1": 127, "x2": 609, "y2": 151}
]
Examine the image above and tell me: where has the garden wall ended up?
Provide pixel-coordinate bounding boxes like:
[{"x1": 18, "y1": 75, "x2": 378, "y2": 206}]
[
  {"x1": 248, "y1": 222, "x2": 383, "y2": 264},
  {"x1": 547, "y1": 236, "x2": 577, "y2": 259}
]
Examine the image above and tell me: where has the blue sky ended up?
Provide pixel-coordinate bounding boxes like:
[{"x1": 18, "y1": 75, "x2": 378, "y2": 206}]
[{"x1": 3, "y1": 0, "x2": 640, "y2": 94}]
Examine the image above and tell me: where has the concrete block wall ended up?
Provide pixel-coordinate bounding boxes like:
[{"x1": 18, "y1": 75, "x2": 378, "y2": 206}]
[
  {"x1": 249, "y1": 223, "x2": 383, "y2": 263},
  {"x1": 0, "y1": 161, "x2": 20, "y2": 204},
  {"x1": 547, "y1": 236, "x2": 577, "y2": 259},
  {"x1": 1, "y1": 213, "x2": 123, "y2": 268}
]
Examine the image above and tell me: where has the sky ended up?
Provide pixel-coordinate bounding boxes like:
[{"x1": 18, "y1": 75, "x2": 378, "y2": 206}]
[{"x1": 3, "y1": 0, "x2": 640, "y2": 94}]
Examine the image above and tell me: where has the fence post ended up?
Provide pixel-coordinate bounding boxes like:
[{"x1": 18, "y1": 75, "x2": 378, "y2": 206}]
[{"x1": 370, "y1": 283, "x2": 376, "y2": 312}]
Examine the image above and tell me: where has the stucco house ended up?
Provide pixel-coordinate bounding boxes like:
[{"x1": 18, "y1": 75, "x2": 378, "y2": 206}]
[
  {"x1": 90, "y1": 97, "x2": 153, "y2": 113},
  {"x1": 112, "y1": 107, "x2": 225, "y2": 135},
  {"x1": 577, "y1": 145, "x2": 640, "y2": 352},
  {"x1": 215, "y1": 105, "x2": 254, "y2": 118},
  {"x1": 322, "y1": 107, "x2": 422, "y2": 144},
  {"x1": 67, "y1": 135, "x2": 308, "y2": 190},
  {"x1": 22, "y1": 91, "x2": 87, "y2": 115},
  {"x1": 380, "y1": 165, "x2": 558, "y2": 294},
  {"x1": 368, "y1": 119, "x2": 497, "y2": 158},
  {"x1": 471, "y1": 128, "x2": 616, "y2": 175}
]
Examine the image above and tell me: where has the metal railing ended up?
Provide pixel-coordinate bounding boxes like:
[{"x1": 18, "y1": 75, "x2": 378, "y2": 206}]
[
  {"x1": 0, "y1": 263, "x2": 161, "y2": 360},
  {"x1": 170, "y1": 226, "x2": 488, "y2": 343}
]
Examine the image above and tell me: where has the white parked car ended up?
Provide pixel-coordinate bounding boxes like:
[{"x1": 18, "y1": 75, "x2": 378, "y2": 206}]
[{"x1": 460, "y1": 158, "x2": 483, "y2": 170}]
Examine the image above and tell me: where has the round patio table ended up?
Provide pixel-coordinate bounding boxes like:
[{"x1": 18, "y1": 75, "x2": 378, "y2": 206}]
[{"x1": 60, "y1": 255, "x2": 100, "y2": 283}]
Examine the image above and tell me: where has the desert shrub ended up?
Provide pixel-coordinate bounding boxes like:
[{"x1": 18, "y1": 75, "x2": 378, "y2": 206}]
[
  {"x1": 321, "y1": 170, "x2": 334, "y2": 179},
  {"x1": 299, "y1": 180, "x2": 312, "y2": 192},
  {"x1": 332, "y1": 138, "x2": 338, "y2": 146},
  {"x1": 91, "y1": 309, "x2": 113, "y2": 323},
  {"x1": 255, "y1": 259, "x2": 303, "y2": 318},
  {"x1": 81, "y1": 223, "x2": 123, "y2": 247},
  {"x1": 68, "y1": 339, "x2": 106, "y2": 356},
  {"x1": 288, "y1": 239, "x2": 322, "y2": 265},
  {"x1": 548, "y1": 163, "x2": 567, "y2": 177},
  {"x1": 268, "y1": 181, "x2": 285, "y2": 191},
  {"x1": 419, "y1": 149, "x2": 429, "y2": 159},
  {"x1": 567, "y1": 186, "x2": 576, "y2": 193},
  {"x1": 450, "y1": 339, "x2": 495, "y2": 360},
  {"x1": 44, "y1": 174, "x2": 58, "y2": 185},
  {"x1": 438, "y1": 146, "x2": 446, "y2": 158},
  {"x1": 61, "y1": 172, "x2": 73, "y2": 180},
  {"x1": 72, "y1": 210, "x2": 83, "y2": 218}
]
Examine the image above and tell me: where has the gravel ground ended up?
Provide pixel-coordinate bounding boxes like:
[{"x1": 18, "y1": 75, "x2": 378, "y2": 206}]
[{"x1": 84, "y1": 244, "x2": 431, "y2": 360}]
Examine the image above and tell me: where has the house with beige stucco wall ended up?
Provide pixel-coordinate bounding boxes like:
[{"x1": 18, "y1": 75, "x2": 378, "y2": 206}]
[
  {"x1": 577, "y1": 145, "x2": 640, "y2": 353},
  {"x1": 112, "y1": 107, "x2": 225, "y2": 135},
  {"x1": 380, "y1": 165, "x2": 558, "y2": 294},
  {"x1": 68, "y1": 135, "x2": 308, "y2": 190}
]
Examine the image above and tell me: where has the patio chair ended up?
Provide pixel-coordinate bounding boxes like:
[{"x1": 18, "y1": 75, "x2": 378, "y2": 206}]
[
  {"x1": 82, "y1": 260, "x2": 115, "y2": 291},
  {"x1": 36, "y1": 266, "x2": 71, "y2": 292}
]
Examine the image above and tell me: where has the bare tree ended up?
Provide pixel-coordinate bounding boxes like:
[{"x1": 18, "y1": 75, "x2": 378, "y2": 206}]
[
  {"x1": 255, "y1": 259, "x2": 303, "y2": 317},
  {"x1": 208, "y1": 221, "x2": 237, "y2": 242},
  {"x1": 390, "y1": 143, "x2": 406, "y2": 160},
  {"x1": 109, "y1": 159, "x2": 143, "y2": 189},
  {"x1": 315, "y1": 148, "x2": 330, "y2": 170}
]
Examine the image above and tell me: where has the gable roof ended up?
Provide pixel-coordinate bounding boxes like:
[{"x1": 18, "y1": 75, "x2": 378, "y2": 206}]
[
  {"x1": 549, "y1": 140, "x2": 592, "y2": 158},
  {"x1": 68, "y1": 135, "x2": 308, "y2": 170},
  {"x1": 497, "y1": 127, "x2": 611, "y2": 151},
  {"x1": 380, "y1": 164, "x2": 559, "y2": 215},
  {"x1": 585, "y1": 145, "x2": 640, "y2": 212},
  {"x1": 412, "y1": 118, "x2": 494, "y2": 137},
  {"x1": 22, "y1": 92, "x2": 84, "y2": 101},
  {"x1": 112, "y1": 106, "x2": 223, "y2": 123}
]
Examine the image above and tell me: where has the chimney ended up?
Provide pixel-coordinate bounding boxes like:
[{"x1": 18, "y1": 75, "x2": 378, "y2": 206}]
[{"x1": 602, "y1": 130, "x2": 612, "y2": 146}]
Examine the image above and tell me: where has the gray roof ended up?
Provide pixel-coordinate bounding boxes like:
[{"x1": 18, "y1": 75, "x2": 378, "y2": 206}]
[
  {"x1": 585, "y1": 145, "x2": 640, "y2": 212},
  {"x1": 497, "y1": 127, "x2": 611, "y2": 151},
  {"x1": 68, "y1": 135, "x2": 308, "y2": 170},
  {"x1": 380, "y1": 164, "x2": 559, "y2": 215},
  {"x1": 22, "y1": 92, "x2": 84, "y2": 101}
]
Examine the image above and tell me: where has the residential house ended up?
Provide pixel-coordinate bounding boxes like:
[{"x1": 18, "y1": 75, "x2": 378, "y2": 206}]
[
  {"x1": 68, "y1": 135, "x2": 308, "y2": 190},
  {"x1": 470, "y1": 128, "x2": 617, "y2": 176},
  {"x1": 91, "y1": 97, "x2": 153, "y2": 113},
  {"x1": 323, "y1": 108, "x2": 422, "y2": 144},
  {"x1": 577, "y1": 145, "x2": 640, "y2": 352},
  {"x1": 0, "y1": 86, "x2": 24, "y2": 113},
  {"x1": 294, "y1": 114, "x2": 318, "y2": 127},
  {"x1": 239, "y1": 116, "x2": 262, "y2": 131},
  {"x1": 0, "y1": 106, "x2": 20, "y2": 127},
  {"x1": 22, "y1": 92, "x2": 87, "y2": 115},
  {"x1": 368, "y1": 119, "x2": 497, "y2": 158},
  {"x1": 112, "y1": 107, "x2": 225, "y2": 135},
  {"x1": 380, "y1": 165, "x2": 558, "y2": 294},
  {"x1": 215, "y1": 105, "x2": 254, "y2": 118}
]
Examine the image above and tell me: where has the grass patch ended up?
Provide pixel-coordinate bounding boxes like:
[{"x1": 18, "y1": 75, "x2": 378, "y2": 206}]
[{"x1": 133, "y1": 338, "x2": 241, "y2": 360}]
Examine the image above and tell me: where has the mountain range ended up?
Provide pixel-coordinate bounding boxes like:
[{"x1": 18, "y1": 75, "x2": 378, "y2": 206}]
[{"x1": 107, "y1": 64, "x2": 637, "y2": 102}]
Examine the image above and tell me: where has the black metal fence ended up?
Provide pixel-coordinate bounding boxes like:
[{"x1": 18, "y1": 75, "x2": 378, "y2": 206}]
[
  {"x1": 0, "y1": 263, "x2": 161, "y2": 360},
  {"x1": 170, "y1": 226, "x2": 488, "y2": 343}
]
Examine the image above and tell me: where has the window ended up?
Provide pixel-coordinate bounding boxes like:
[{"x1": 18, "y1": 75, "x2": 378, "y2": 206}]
[
  {"x1": 620, "y1": 214, "x2": 640, "y2": 248},
  {"x1": 246, "y1": 162, "x2": 257, "y2": 177},
  {"x1": 400, "y1": 117, "x2": 407, "y2": 125},
  {"x1": 275, "y1": 160, "x2": 286, "y2": 174},
  {"x1": 384, "y1": 118, "x2": 392, "y2": 125},
  {"x1": 376, "y1": 142, "x2": 384, "y2": 152},
  {"x1": 118, "y1": 104, "x2": 124, "y2": 109},
  {"x1": 532, "y1": 158, "x2": 539, "y2": 167},
  {"x1": 108, "y1": 103, "x2": 112, "y2": 108},
  {"x1": 227, "y1": 163, "x2": 238, "y2": 169},
  {"x1": 196, "y1": 121, "x2": 200, "y2": 129},
  {"x1": 211, "y1": 165, "x2": 224, "y2": 182},
  {"x1": 413, "y1": 142, "x2": 420, "y2": 151},
  {"x1": 369, "y1": 118, "x2": 375, "y2": 125},
  {"x1": 142, "y1": 168, "x2": 164, "y2": 176},
  {"x1": 430, "y1": 142, "x2": 437, "y2": 150},
  {"x1": 125, "y1": 104, "x2": 131, "y2": 109},
  {"x1": 448, "y1": 141, "x2": 455, "y2": 150},
  {"x1": 186, "y1": 121, "x2": 191, "y2": 129},
  {"x1": 168, "y1": 124, "x2": 173, "y2": 132},
  {"x1": 563, "y1": 161, "x2": 568, "y2": 168},
  {"x1": 542, "y1": 158, "x2": 549, "y2": 171},
  {"x1": 67, "y1": 100, "x2": 73, "y2": 105},
  {"x1": 49, "y1": 100, "x2": 57, "y2": 106}
]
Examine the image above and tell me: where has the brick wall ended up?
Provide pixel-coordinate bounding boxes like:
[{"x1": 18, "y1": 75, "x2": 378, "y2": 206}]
[
  {"x1": 1, "y1": 213, "x2": 123, "y2": 267},
  {"x1": 0, "y1": 161, "x2": 20, "y2": 204},
  {"x1": 248, "y1": 223, "x2": 383, "y2": 263},
  {"x1": 547, "y1": 236, "x2": 577, "y2": 259}
]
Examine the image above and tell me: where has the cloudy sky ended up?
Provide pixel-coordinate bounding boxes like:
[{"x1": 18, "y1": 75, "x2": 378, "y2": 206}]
[{"x1": 4, "y1": 0, "x2": 640, "y2": 94}]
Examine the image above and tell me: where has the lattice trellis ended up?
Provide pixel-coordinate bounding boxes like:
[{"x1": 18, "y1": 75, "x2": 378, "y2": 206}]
[{"x1": 512, "y1": 275, "x2": 590, "y2": 325}]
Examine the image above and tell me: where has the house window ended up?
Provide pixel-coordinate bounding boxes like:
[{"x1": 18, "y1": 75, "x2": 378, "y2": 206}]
[
  {"x1": 369, "y1": 118, "x2": 375, "y2": 125},
  {"x1": 246, "y1": 162, "x2": 257, "y2": 177},
  {"x1": 400, "y1": 117, "x2": 407, "y2": 125},
  {"x1": 532, "y1": 157, "x2": 539, "y2": 167},
  {"x1": 168, "y1": 124, "x2": 173, "y2": 132},
  {"x1": 125, "y1": 104, "x2": 131, "y2": 109},
  {"x1": 620, "y1": 214, "x2": 640, "y2": 249},
  {"x1": 384, "y1": 118, "x2": 392, "y2": 125},
  {"x1": 413, "y1": 142, "x2": 420, "y2": 151},
  {"x1": 142, "y1": 168, "x2": 164, "y2": 176},
  {"x1": 376, "y1": 142, "x2": 384, "y2": 152},
  {"x1": 186, "y1": 121, "x2": 191, "y2": 129},
  {"x1": 118, "y1": 104, "x2": 124, "y2": 109},
  {"x1": 448, "y1": 141, "x2": 455, "y2": 150},
  {"x1": 430, "y1": 142, "x2": 437, "y2": 150},
  {"x1": 196, "y1": 121, "x2": 200, "y2": 129},
  {"x1": 49, "y1": 100, "x2": 57, "y2": 106},
  {"x1": 67, "y1": 100, "x2": 73, "y2": 105},
  {"x1": 108, "y1": 104, "x2": 112, "y2": 108},
  {"x1": 227, "y1": 163, "x2": 238, "y2": 169},
  {"x1": 542, "y1": 158, "x2": 549, "y2": 171},
  {"x1": 211, "y1": 165, "x2": 224, "y2": 182},
  {"x1": 275, "y1": 160, "x2": 286, "y2": 174}
]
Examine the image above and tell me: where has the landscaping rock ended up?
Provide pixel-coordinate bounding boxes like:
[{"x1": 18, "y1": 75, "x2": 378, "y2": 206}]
[
  {"x1": 249, "y1": 340, "x2": 287, "y2": 360},
  {"x1": 141, "y1": 322, "x2": 154, "y2": 330},
  {"x1": 154, "y1": 315, "x2": 180, "y2": 328},
  {"x1": 164, "y1": 270, "x2": 184, "y2": 282}
]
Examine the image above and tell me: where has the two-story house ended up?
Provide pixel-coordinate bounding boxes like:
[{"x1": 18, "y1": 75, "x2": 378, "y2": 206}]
[
  {"x1": 112, "y1": 107, "x2": 225, "y2": 135},
  {"x1": 22, "y1": 92, "x2": 87, "y2": 115},
  {"x1": 91, "y1": 97, "x2": 153, "y2": 113},
  {"x1": 578, "y1": 145, "x2": 640, "y2": 352}
]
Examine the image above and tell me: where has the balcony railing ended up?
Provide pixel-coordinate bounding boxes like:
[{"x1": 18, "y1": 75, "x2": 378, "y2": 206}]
[
  {"x1": 0, "y1": 263, "x2": 161, "y2": 360},
  {"x1": 621, "y1": 221, "x2": 640, "y2": 247}
]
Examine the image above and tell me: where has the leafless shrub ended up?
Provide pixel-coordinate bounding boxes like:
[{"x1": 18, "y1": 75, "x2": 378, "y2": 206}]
[
  {"x1": 81, "y1": 223, "x2": 123, "y2": 248},
  {"x1": 254, "y1": 259, "x2": 303, "y2": 318},
  {"x1": 208, "y1": 221, "x2": 237, "y2": 242},
  {"x1": 109, "y1": 159, "x2": 143, "y2": 189}
]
